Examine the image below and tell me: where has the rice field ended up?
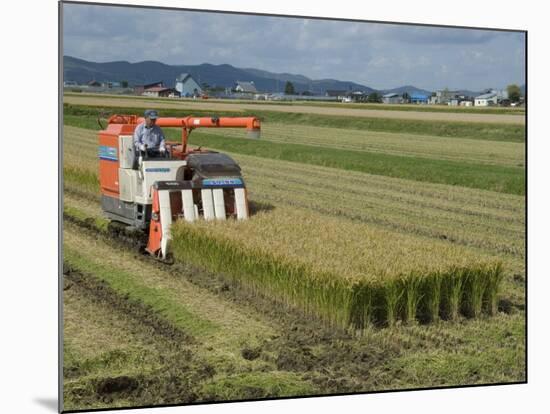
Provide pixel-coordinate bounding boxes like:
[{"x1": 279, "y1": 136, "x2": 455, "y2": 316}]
[
  {"x1": 62, "y1": 121, "x2": 522, "y2": 330},
  {"x1": 63, "y1": 126, "x2": 525, "y2": 258},
  {"x1": 238, "y1": 154, "x2": 525, "y2": 257},
  {"x1": 62, "y1": 99, "x2": 525, "y2": 407}
]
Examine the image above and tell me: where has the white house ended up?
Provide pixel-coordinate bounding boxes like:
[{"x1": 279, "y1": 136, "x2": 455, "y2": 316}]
[
  {"x1": 474, "y1": 92, "x2": 498, "y2": 106},
  {"x1": 235, "y1": 81, "x2": 257, "y2": 93},
  {"x1": 175, "y1": 73, "x2": 202, "y2": 97},
  {"x1": 142, "y1": 87, "x2": 180, "y2": 98}
]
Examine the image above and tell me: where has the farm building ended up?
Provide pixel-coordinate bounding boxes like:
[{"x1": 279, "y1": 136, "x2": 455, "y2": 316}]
[
  {"x1": 175, "y1": 73, "x2": 202, "y2": 97},
  {"x1": 382, "y1": 93, "x2": 403, "y2": 104},
  {"x1": 349, "y1": 91, "x2": 368, "y2": 102},
  {"x1": 325, "y1": 90, "x2": 348, "y2": 100},
  {"x1": 235, "y1": 81, "x2": 258, "y2": 93},
  {"x1": 134, "y1": 81, "x2": 165, "y2": 95},
  {"x1": 447, "y1": 97, "x2": 472, "y2": 106},
  {"x1": 87, "y1": 80, "x2": 101, "y2": 87},
  {"x1": 433, "y1": 89, "x2": 460, "y2": 105},
  {"x1": 142, "y1": 87, "x2": 180, "y2": 98},
  {"x1": 410, "y1": 93, "x2": 429, "y2": 104},
  {"x1": 475, "y1": 92, "x2": 498, "y2": 106}
]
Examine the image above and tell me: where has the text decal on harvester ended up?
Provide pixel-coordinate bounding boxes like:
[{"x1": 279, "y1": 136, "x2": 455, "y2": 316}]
[
  {"x1": 145, "y1": 168, "x2": 171, "y2": 173},
  {"x1": 99, "y1": 146, "x2": 118, "y2": 161},
  {"x1": 203, "y1": 178, "x2": 243, "y2": 186}
]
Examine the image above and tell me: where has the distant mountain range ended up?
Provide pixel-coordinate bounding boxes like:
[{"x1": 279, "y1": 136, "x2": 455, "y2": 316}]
[
  {"x1": 63, "y1": 56, "x2": 490, "y2": 97},
  {"x1": 63, "y1": 56, "x2": 378, "y2": 94}
]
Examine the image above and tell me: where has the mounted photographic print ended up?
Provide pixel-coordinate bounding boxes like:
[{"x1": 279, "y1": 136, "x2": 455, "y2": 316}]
[{"x1": 60, "y1": 1, "x2": 526, "y2": 411}]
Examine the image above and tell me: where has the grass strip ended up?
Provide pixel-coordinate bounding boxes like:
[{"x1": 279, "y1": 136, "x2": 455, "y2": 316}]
[
  {"x1": 186, "y1": 132, "x2": 524, "y2": 195},
  {"x1": 62, "y1": 115, "x2": 525, "y2": 195},
  {"x1": 199, "y1": 372, "x2": 316, "y2": 401},
  {"x1": 63, "y1": 103, "x2": 525, "y2": 142},
  {"x1": 63, "y1": 244, "x2": 218, "y2": 337},
  {"x1": 64, "y1": 165, "x2": 99, "y2": 194},
  {"x1": 64, "y1": 204, "x2": 108, "y2": 232},
  {"x1": 194, "y1": 123, "x2": 525, "y2": 168}
]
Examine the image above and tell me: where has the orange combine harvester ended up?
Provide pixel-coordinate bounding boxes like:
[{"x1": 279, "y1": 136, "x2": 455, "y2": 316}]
[{"x1": 98, "y1": 113, "x2": 261, "y2": 260}]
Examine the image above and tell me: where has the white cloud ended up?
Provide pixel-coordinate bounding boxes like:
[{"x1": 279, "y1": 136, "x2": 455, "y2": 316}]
[{"x1": 62, "y1": 3, "x2": 525, "y2": 90}]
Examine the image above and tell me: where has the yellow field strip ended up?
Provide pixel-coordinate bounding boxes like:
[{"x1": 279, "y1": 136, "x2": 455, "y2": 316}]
[
  {"x1": 201, "y1": 123, "x2": 525, "y2": 167},
  {"x1": 63, "y1": 95, "x2": 525, "y2": 124}
]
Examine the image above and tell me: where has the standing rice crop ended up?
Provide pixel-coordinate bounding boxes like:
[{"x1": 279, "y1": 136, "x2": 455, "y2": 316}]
[
  {"x1": 441, "y1": 269, "x2": 466, "y2": 321},
  {"x1": 171, "y1": 205, "x2": 503, "y2": 331},
  {"x1": 401, "y1": 274, "x2": 424, "y2": 324},
  {"x1": 420, "y1": 273, "x2": 443, "y2": 323},
  {"x1": 484, "y1": 263, "x2": 505, "y2": 315}
]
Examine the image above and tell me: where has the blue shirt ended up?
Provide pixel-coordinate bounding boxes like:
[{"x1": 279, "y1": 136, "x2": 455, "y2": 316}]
[{"x1": 133, "y1": 123, "x2": 166, "y2": 151}]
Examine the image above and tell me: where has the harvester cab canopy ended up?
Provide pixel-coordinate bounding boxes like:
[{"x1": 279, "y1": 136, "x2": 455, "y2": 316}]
[{"x1": 186, "y1": 153, "x2": 242, "y2": 178}]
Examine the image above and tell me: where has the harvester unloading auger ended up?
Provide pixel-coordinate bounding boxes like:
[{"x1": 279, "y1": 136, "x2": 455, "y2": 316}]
[{"x1": 98, "y1": 113, "x2": 261, "y2": 260}]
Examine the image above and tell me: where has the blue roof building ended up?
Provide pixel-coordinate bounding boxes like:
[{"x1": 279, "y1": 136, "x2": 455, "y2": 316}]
[{"x1": 410, "y1": 93, "x2": 429, "y2": 104}]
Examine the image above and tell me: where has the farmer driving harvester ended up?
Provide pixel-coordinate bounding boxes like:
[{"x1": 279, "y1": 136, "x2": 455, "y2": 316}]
[{"x1": 133, "y1": 109, "x2": 166, "y2": 161}]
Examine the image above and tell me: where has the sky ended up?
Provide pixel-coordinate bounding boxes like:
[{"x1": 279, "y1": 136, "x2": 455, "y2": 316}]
[{"x1": 62, "y1": 3, "x2": 525, "y2": 91}]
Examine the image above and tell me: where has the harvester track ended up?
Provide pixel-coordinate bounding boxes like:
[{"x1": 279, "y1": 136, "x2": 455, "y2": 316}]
[
  {"x1": 63, "y1": 263, "x2": 193, "y2": 344},
  {"x1": 63, "y1": 212, "x2": 147, "y2": 251}
]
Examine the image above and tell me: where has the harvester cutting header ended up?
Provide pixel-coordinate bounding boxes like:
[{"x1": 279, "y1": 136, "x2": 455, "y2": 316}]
[{"x1": 98, "y1": 110, "x2": 261, "y2": 260}]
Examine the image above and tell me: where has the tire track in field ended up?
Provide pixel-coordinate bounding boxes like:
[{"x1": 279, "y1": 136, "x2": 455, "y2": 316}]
[{"x1": 63, "y1": 266, "x2": 214, "y2": 409}]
